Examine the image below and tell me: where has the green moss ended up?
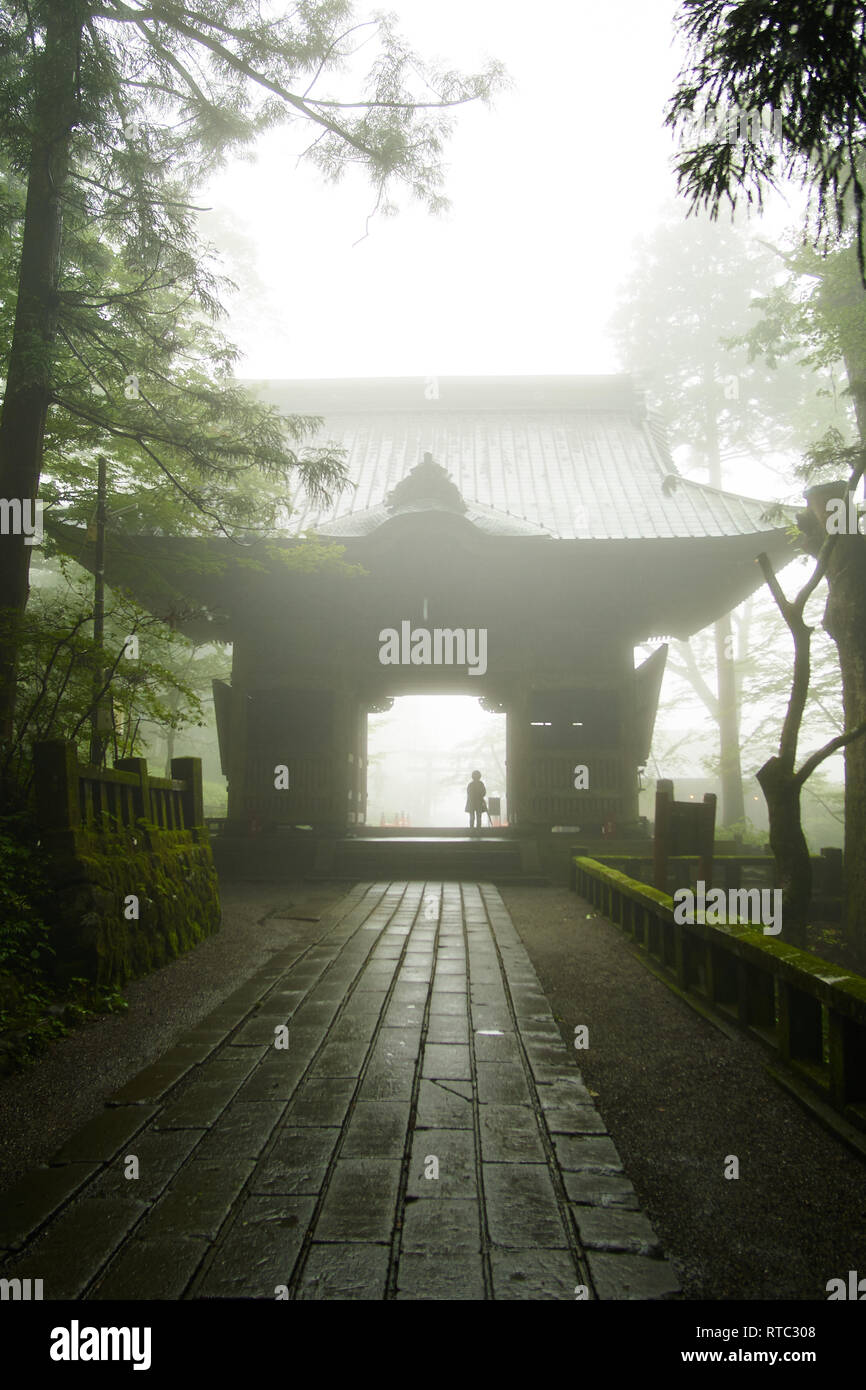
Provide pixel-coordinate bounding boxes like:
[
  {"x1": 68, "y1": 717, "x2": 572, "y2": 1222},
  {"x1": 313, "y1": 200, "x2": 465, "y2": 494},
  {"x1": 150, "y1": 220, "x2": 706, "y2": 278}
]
[
  {"x1": 574, "y1": 856, "x2": 674, "y2": 910},
  {"x1": 39, "y1": 823, "x2": 220, "y2": 987},
  {"x1": 572, "y1": 855, "x2": 866, "y2": 1011}
]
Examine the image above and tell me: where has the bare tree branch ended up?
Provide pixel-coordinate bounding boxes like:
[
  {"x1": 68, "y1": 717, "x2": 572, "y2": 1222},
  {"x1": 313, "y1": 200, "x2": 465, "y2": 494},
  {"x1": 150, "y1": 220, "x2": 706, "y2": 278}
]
[{"x1": 796, "y1": 719, "x2": 866, "y2": 787}]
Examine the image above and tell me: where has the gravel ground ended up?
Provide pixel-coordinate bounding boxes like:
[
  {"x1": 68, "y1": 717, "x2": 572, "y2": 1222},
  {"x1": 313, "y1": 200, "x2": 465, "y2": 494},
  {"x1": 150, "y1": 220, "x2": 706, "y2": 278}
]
[
  {"x1": 0, "y1": 880, "x2": 349, "y2": 1196},
  {"x1": 501, "y1": 883, "x2": 866, "y2": 1301}
]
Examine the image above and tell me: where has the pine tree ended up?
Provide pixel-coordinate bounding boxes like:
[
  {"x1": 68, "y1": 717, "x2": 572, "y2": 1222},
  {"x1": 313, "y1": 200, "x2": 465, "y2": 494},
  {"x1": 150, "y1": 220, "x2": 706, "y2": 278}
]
[{"x1": 0, "y1": 1, "x2": 504, "y2": 760}]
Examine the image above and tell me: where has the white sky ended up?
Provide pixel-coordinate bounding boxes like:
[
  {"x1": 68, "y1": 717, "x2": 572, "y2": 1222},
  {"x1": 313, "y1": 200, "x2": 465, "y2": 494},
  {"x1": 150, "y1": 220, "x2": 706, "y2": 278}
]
[{"x1": 201, "y1": 0, "x2": 801, "y2": 381}]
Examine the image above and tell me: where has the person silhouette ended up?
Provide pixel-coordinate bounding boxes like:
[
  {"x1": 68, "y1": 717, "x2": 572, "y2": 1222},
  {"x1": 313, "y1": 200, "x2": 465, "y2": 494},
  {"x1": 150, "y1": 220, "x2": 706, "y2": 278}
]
[{"x1": 465, "y1": 770, "x2": 487, "y2": 831}]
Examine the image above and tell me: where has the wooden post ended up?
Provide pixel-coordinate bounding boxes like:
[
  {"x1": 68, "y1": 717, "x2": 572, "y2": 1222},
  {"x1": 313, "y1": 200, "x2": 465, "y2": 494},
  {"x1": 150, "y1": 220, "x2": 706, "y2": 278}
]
[
  {"x1": 653, "y1": 779, "x2": 674, "y2": 890},
  {"x1": 699, "y1": 792, "x2": 716, "y2": 888},
  {"x1": 828, "y1": 1010, "x2": 866, "y2": 1107},
  {"x1": 171, "y1": 756, "x2": 204, "y2": 829},
  {"x1": 34, "y1": 740, "x2": 81, "y2": 832},
  {"x1": 672, "y1": 921, "x2": 687, "y2": 986},
  {"x1": 736, "y1": 959, "x2": 775, "y2": 1029},
  {"x1": 777, "y1": 980, "x2": 822, "y2": 1064},
  {"x1": 115, "y1": 756, "x2": 151, "y2": 824},
  {"x1": 89, "y1": 453, "x2": 109, "y2": 767}
]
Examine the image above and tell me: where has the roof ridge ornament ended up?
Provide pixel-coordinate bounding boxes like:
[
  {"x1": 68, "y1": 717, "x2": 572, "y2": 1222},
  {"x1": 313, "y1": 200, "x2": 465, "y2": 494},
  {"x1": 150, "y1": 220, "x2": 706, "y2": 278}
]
[{"x1": 384, "y1": 452, "x2": 467, "y2": 514}]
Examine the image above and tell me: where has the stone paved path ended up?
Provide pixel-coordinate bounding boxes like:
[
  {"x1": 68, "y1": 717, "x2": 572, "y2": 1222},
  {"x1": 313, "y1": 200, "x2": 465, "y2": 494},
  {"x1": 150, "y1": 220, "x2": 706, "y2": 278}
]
[{"x1": 0, "y1": 882, "x2": 680, "y2": 1300}]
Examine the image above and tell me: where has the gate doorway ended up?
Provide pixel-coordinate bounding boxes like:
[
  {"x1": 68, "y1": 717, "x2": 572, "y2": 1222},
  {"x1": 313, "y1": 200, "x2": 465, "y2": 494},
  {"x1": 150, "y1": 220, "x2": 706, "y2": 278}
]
[{"x1": 367, "y1": 695, "x2": 506, "y2": 828}]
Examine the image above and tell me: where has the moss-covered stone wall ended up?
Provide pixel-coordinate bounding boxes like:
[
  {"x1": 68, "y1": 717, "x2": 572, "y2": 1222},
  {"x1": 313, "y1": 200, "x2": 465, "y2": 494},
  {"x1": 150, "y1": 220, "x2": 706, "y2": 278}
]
[{"x1": 38, "y1": 822, "x2": 221, "y2": 986}]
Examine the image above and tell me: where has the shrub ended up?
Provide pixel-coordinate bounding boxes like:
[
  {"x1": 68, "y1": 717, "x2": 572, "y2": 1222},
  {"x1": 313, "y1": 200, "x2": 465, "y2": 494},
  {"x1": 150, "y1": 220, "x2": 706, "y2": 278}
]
[{"x1": 0, "y1": 816, "x2": 54, "y2": 972}]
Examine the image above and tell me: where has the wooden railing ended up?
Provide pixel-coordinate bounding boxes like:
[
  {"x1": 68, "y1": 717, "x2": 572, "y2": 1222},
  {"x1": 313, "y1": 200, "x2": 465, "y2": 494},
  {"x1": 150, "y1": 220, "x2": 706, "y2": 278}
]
[
  {"x1": 586, "y1": 853, "x2": 843, "y2": 899},
  {"x1": 34, "y1": 740, "x2": 204, "y2": 835},
  {"x1": 572, "y1": 855, "x2": 866, "y2": 1129}
]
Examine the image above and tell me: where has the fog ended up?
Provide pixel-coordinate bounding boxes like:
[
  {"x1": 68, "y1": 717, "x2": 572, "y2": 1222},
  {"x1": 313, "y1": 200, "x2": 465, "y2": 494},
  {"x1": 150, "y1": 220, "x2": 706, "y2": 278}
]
[{"x1": 192, "y1": 0, "x2": 831, "y2": 829}]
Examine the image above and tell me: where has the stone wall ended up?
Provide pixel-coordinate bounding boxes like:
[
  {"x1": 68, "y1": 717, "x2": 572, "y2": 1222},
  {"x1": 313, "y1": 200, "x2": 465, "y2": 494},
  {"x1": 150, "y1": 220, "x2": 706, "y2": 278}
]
[{"x1": 34, "y1": 742, "x2": 221, "y2": 986}]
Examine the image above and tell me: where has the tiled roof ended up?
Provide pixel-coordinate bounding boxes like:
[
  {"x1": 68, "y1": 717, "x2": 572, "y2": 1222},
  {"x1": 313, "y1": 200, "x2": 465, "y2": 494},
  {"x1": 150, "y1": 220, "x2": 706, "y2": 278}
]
[{"x1": 248, "y1": 376, "x2": 793, "y2": 541}]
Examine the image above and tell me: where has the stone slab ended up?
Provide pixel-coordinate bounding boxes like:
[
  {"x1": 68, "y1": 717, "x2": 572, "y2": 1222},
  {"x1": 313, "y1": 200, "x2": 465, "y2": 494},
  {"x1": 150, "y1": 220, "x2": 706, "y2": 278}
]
[
  {"x1": 249, "y1": 1127, "x2": 339, "y2": 1196},
  {"x1": 195, "y1": 1195, "x2": 316, "y2": 1297},
  {"x1": 50, "y1": 1107, "x2": 158, "y2": 1164},
  {"x1": 587, "y1": 1250, "x2": 682, "y2": 1300},
  {"x1": 314, "y1": 1159, "x2": 402, "y2": 1243},
  {"x1": 0, "y1": 1196, "x2": 148, "y2": 1299},
  {"x1": 143, "y1": 1159, "x2": 255, "y2": 1240},
  {"x1": 0, "y1": 1162, "x2": 99, "y2": 1250},
  {"x1": 396, "y1": 1252, "x2": 485, "y2": 1300},
  {"x1": 490, "y1": 1248, "x2": 581, "y2": 1301},
  {"x1": 296, "y1": 1242, "x2": 390, "y2": 1300},
  {"x1": 483, "y1": 1163, "x2": 570, "y2": 1249}
]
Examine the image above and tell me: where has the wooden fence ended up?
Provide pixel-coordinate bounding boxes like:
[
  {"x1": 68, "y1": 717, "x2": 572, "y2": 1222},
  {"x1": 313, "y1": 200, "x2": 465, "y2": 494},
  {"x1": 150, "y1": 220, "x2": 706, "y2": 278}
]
[
  {"x1": 584, "y1": 853, "x2": 843, "y2": 900},
  {"x1": 34, "y1": 740, "x2": 204, "y2": 835},
  {"x1": 572, "y1": 855, "x2": 866, "y2": 1130}
]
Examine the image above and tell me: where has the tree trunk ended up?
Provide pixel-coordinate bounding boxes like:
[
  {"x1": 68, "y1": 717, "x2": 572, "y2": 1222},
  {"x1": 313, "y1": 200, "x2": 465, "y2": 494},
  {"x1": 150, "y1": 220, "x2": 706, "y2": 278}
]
[
  {"x1": 164, "y1": 726, "x2": 177, "y2": 780},
  {"x1": 703, "y1": 371, "x2": 745, "y2": 827},
  {"x1": 715, "y1": 613, "x2": 746, "y2": 826},
  {"x1": 820, "y1": 532, "x2": 866, "y2": 969},
  {"x1": 755, "y1": 754, "x2": 811, "y2": 946},
  {"x1": 0, "y1": 4, "x2": 83, "y2": 763},
  {"x1": 814, "y1": 267, "x2": 866, "y2": 967}
]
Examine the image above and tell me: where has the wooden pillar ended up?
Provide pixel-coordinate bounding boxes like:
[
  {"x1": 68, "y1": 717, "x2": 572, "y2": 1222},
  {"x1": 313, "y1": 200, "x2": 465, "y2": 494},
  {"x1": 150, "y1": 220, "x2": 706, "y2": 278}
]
[
  {"x1": 653, "y1": 779, "x2": 674, "y2": 890},
  {"x1": 225, "y1": 681, "x2": 250, "y2": 825},
  {"x1": 777, "y1": 980, "x2": 822, "y2": 1065},
  {"x1": 354, "y1": 700, "x2": 368, "y2": 825},
  {"x1": 331, "y1": 687, "x2": 379, "y2": 831},
  {"x1": 34, "y1": 740, "x2": 81, "y2": 832},
  {"x1": 507, "y1": 689, "x2": 531, "y2": 827},
  {"x1": 171, "y1": 756, "x2": 204, "y2": 829},
  {"x1": 736, "y1": 959, "x2": 775, "y2": 1029},
  {"x1": 829, "y1": 1010, "x2": 866, "y2": 1107}
]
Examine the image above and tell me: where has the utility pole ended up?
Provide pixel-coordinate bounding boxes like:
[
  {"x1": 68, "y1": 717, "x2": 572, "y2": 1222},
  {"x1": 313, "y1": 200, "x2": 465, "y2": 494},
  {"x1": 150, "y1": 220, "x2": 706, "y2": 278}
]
[{"x1": 89, "y1": 454, "x2": 108, "y2": 765}]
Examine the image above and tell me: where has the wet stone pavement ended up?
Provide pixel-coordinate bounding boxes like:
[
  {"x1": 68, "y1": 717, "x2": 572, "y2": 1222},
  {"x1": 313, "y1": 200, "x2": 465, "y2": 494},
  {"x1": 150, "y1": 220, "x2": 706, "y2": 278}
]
[{"x1": 0, "y1": 882, "x2": 681, "y2": 1300}]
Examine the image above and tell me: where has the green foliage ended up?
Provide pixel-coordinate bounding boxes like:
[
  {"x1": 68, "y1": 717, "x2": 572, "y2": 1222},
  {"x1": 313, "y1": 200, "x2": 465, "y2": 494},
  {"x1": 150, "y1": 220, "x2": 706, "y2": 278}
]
[
  {"x1": 1, "y1": 556, "x2": 224, "y2": 797},
  {"x1": 611, "y1": 209, "x2": 850, "y2": 473},
  {"x1": 0, "y1": 966, "x2": 128, "y2": 1073},
  {"x1": 800, "y1": 427, "x2": 863, "y2": 487},
  {"x1": 63, "y1": 977, "x2": 129, "y2": 1022},
  {"x1": 0, "y1": 3, "x2": 505, "y2": 780},
  {"x1": 717, "y1": 817, "x2": 769, "y2": 847},
  {"x1": 0, "y1": 2, "x2": 504, "y2": 539},
  {"x1": 0, "y1": 815, "x2": 53, "y2": 972},
  {"x1": 667, "y1": 1, "x2": 866, "y2": 279},
  {"x1": 732, "y1": 233, "x2": 866, "y2": 483}
]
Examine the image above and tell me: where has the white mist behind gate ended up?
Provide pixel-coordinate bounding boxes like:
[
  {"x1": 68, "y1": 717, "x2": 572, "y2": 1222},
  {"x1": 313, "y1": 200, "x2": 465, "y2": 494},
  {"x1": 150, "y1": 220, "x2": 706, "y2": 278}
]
[{"x1": 367, "y1": 695, "x2": 506, "y2": 828}]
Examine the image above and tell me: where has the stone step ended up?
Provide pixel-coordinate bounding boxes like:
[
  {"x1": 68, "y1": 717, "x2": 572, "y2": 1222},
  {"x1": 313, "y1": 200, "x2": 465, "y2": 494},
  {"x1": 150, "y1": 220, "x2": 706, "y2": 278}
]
[{"x1": 332, "y1": 836, "x2": 529, "y2": 881}]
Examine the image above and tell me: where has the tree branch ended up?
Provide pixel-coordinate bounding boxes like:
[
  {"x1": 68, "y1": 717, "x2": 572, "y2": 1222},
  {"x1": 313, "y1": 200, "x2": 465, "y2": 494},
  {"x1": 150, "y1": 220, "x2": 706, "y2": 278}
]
[
  {"x1": 795, "y1": 719, "x2": 866, "y2": 787},
  {"x1": 669, "y1": 640, "x2": 720, "y2": 720},
  {"x1": 134, "y1": 13, "x2": 380, "y2": 159},
  {"x1": 756, "y1": 551, "x2": 813, "y2": 770}
]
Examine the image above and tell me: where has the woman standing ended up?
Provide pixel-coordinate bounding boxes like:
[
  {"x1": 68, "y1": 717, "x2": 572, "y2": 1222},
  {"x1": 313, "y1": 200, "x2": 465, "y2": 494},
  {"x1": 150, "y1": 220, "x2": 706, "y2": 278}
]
[{"x1": 465, "y1": 770, "x2": 487, "y2": 831}]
